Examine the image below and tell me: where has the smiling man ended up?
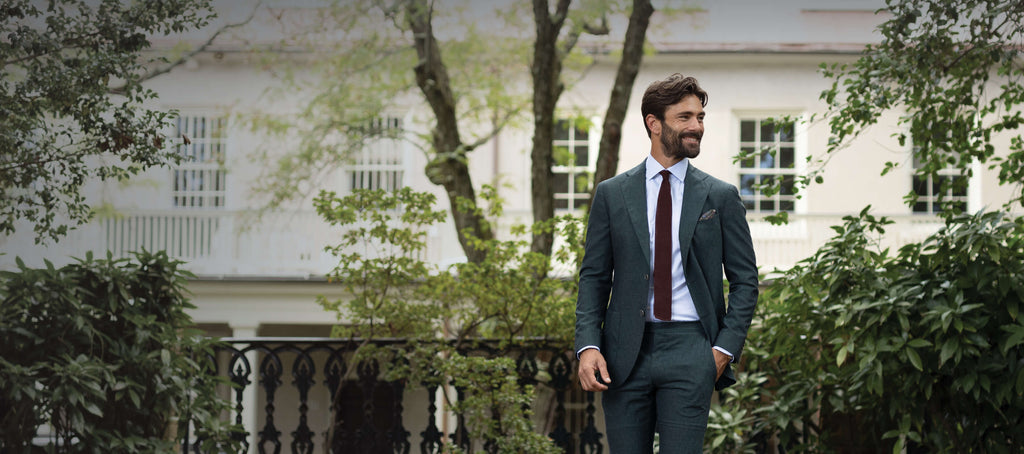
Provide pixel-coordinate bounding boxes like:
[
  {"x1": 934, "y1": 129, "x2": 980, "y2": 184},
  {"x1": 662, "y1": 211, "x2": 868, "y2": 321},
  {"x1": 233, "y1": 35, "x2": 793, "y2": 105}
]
[{"x1": 575, "y1": 74, "x2": 759, "y2": 453}]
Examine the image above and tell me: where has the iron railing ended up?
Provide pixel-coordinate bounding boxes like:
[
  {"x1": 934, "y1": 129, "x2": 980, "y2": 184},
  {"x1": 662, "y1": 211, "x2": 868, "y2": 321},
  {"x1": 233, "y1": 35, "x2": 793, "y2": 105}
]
[{"x1": 183, "y1": 337, "x2": 604, "y2": 454}]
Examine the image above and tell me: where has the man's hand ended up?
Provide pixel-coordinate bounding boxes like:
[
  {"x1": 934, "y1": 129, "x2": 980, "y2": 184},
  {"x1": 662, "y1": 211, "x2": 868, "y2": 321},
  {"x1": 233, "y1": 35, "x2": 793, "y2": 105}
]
[
  {"x1": 712, "y1": 348, "x2": 730, "y2": 380},
  {"x1": 578, "y1": 349, "x2": 610, "y2": 392}
]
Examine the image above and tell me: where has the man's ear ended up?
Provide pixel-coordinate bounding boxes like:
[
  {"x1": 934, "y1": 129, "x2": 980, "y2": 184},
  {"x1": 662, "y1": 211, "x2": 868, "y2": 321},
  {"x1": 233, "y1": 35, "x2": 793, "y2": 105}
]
[{"x1": 645, "y1": 114, "x2": 661, "y2": 136}]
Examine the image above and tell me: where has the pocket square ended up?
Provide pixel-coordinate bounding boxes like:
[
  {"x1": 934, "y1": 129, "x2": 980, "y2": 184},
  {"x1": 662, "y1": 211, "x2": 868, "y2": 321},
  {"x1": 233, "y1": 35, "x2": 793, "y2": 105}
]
[{"x1": 699, "y1": 209, "x2": 718, "y2": 221}]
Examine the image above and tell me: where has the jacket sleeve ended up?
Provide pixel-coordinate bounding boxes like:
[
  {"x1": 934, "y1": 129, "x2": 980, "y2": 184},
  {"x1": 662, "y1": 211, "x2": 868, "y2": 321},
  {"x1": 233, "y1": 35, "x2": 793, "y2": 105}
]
[
  {"x1": 574, "y1": 181, "x2": 614, "y2": 353},
  {"x1": 714, "y1": 184, "x2": 759, "y2": 361}
]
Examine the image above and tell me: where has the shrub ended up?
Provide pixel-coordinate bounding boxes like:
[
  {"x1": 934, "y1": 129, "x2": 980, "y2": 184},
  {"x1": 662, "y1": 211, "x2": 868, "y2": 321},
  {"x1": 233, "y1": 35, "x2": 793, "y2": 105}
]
[
  {"x1": 0, "y1": 250, "x2": 243, "y2": 453},
  {"x1": 724, "y1": 209, "x2": 1024, "y2": 453}
]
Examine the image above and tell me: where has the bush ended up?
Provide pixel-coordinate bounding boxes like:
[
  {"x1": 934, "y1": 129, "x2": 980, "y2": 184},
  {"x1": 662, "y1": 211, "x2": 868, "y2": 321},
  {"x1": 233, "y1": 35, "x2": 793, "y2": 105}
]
[
  {"x1": 718, "y1": 209, "x2": 1024, "y2": 453},
  {"x1": 0, "y1": 250, "x2": 243, "y2": 453}
]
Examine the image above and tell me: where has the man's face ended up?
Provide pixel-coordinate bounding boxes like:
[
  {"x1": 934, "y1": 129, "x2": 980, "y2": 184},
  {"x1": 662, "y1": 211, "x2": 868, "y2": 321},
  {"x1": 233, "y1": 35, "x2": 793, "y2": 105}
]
[{"x1": 658, "y1": 95, "x2": 705, "y2": 160}]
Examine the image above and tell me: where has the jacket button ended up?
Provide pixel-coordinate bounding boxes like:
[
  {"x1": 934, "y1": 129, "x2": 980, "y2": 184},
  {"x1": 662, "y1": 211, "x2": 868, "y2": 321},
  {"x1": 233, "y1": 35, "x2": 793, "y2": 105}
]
[{"x1": 644, "y1": 274, "x2": 650, "y2": 280}]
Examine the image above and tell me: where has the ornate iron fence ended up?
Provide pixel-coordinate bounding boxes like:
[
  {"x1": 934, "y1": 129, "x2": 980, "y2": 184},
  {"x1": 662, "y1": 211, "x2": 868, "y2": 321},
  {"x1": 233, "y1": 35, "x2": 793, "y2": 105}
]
[{"x1": 183, "y1": 338, "x2": 605, "y2": 454}]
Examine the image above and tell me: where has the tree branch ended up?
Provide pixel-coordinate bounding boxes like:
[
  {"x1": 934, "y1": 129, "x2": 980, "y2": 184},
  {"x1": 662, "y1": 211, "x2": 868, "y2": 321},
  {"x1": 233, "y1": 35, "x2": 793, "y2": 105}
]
[{"x1": 109, "y1": 0, "x2": 266, "y2": 95}]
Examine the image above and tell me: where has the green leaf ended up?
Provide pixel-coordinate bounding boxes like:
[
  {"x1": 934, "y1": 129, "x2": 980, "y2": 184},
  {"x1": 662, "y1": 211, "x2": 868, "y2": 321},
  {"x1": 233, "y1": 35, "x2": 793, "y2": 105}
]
[
  {"x1": 940, "y1": 338, "x2": 957, "y2": 367},
  {"x1": 906, "y1": 339, "x2": 931, "y2": 348},
  {"x1": 906, "y1": 348, "x2": 923, "y2": 371},
  {"x1": 84, "y1": 402, "x2": 103, "y2": 417}
]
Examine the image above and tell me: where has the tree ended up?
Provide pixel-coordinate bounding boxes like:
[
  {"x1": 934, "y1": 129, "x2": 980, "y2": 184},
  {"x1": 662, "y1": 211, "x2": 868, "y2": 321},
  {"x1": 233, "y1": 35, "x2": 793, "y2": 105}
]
[
  {"x1": 813, "y1": 0, "x2": 1024, "y2": 214},
  {"x1": 0, "y1": 0, "x2": 262, "y2": 244},
  {"x1": 529, "y1": 0, "x2": 654, "y2": 256},
  {"x1": 590, "y1": 0, "x2": 655, "y2": 201},
  {"x1": 250, "y1": 0, "x2": 659, "y2": 263}
]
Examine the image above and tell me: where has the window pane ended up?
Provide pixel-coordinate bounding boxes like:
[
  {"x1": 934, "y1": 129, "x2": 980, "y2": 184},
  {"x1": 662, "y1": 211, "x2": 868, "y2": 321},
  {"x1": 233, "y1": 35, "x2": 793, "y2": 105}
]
[
  {"x1": 932, "y1": 176, "x2": 945, "y2": 197},
  {"x1": 759, "y1": 148, "x2": 776, "y2": 169},
  {"x1": 781, "y1": 175, "x2": 795, "y2": 195},
  {"x1": 778, "y1": 122, "x2": 795, "y2": 142},
  {"x1": 553, "y1": 146, "x2": 571, "y2": 166},
  {"x1": 912, "y1": 175, "x2": 929, "y2": 196},
  {"x1": 780, "y1": 147, "x2": 795, "y2": 168},
  {"x1": 575, "y1": 124, "x2": 588, "y2": 140},
  {"x1": 740, "y1": 120, "x2": 755, "y2": 142},
  {"x1": 780, "y1": 200, "x2": 794, "y2": 212},
  {"x1": 951, "y1": 176, "x2": 968, "y2": 197},
  {"x1": 553, "y1": 172, "x2": 569, "y2": 194},
  {"x1": 554, "y1": 120, "x2": 570, "y2": 140},
  {"x1": 739, "y1": 174, "x2": 756, "y2": 195},
  {"x1": 574, "y1": 173, "x2": 591, "y2": 193},
  {"x1": 742, "y1": 199, "x2": 755, "y2": 210},
  {"x1": 739, "y1": 147, "x2": 755, "y2": 168},
  {"x1": 760, "y1": 121, "x2": 775, "y2": 143},
  {"x1": 760, "y1": 199, "x2": 776, "y2": 211},
  {"x1": 573, "y1": 198, "x2": 589, "y2": 210},
  {"x1": 555, "y1": 198, "x2": 569, "y2": 210},
  {"x1": 575, "y1": 145, "x2": 589, "y2": 167}
]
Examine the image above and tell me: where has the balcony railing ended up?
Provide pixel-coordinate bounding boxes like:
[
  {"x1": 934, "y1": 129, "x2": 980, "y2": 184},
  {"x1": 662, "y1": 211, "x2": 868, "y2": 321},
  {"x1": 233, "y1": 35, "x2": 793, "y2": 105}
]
[{"x1": 183, "y1": 337, "x2": 602, "y2": 454}]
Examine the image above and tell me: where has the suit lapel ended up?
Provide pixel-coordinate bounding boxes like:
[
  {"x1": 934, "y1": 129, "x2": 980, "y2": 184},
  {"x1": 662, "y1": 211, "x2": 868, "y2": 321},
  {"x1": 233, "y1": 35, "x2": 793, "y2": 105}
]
[
  {"x1": 622, "y1": 162, "x2": 651, "y2": 266},
  {"x1": 678, "y1": 165, "x2": 710, "y2": 262}
]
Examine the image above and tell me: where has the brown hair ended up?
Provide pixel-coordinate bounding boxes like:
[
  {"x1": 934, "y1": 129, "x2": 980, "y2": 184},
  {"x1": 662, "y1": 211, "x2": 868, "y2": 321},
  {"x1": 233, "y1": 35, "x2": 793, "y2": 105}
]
[{"x1": 640, "y1": 74, "x2": 708, "y2": 137}]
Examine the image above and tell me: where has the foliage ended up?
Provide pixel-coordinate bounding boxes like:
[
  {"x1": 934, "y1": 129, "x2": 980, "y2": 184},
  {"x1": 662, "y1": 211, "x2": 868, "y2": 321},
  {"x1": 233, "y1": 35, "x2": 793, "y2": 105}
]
[
  {"x1": 704, "y1": 371, "x2": 770, "y2": 454},
  {"x1": 314, "y1": 187, "x2": 584, "y2": 451},
  {"x1": 432, "y1": 355, "x2": 563, "y2": 454},
  {"x1": 723, "y1": 208, "x2": 1024, "y2": 452},
  {"x1": 0, "y1": 250, "x2": 243, "y2": 453},
  {"x1": 814, "y1": 0, "x2": 1024, "y2": 213},
  {"x1": 247, "y1": 0, "x2": 531, "y2": 220},
  {"x1": 248, "y1": 0, "x2": 655, "y2": 261},
  {"x1": 0, "y1": 0, "x2": 215, "y2": 243}
]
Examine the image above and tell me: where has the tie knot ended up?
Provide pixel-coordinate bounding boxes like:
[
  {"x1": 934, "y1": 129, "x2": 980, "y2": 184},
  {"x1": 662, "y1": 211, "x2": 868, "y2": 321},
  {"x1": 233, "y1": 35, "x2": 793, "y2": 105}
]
[{"x1": 659, "y1": 169, "x2": 671, "y2": 182}]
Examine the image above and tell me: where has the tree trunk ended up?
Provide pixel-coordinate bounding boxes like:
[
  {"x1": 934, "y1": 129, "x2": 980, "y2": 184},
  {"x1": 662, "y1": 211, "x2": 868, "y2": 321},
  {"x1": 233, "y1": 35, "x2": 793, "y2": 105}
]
[
  {"x1": 529, "y1": 0, "x2": 572, "y2": 257},
  {"x1": 406, "y1": 0, "x2": 492, "y2": 264},
  {"x1": 590, "y1": 0, "x2": 654, "y2": 206}
]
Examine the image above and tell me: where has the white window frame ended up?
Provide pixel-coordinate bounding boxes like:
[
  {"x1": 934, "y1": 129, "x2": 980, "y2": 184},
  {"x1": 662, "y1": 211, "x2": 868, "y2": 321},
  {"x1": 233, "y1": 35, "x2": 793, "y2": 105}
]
[
  {"x1": 734, "y1": 112, "x2": 808, "y2": 216},
  {"x1": 347, "y1": 115, "x2": 409, "y2": 193},
  {"x1": 908, "y1": 146, "x2": 982, "y2": 215},
  {"x1": 552, "y1": 115, "x2": 600, "y2": 212},
  {"x1": 171, "y1": 113, "x2": 228, "y2": 210}
]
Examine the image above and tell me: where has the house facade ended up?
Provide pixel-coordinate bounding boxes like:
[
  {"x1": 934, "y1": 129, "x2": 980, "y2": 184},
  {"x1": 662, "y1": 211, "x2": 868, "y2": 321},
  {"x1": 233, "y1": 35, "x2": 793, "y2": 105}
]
[{"x1": 4, "y1": 0, "x2": 1022, "y2": 451}]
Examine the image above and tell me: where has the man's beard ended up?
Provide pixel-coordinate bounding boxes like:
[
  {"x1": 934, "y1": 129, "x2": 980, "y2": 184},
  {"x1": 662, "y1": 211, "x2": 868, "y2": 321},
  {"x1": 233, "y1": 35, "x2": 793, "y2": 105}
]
[{"x1": 660, "y1": 121, "x2": 701, "y2": 160}]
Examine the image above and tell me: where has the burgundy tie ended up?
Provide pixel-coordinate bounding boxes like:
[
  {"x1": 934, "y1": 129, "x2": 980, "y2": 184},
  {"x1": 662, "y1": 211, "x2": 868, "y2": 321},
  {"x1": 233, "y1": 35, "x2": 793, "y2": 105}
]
[{"x1": 654, "y1": 170, "x2": 673, "y2": 321}]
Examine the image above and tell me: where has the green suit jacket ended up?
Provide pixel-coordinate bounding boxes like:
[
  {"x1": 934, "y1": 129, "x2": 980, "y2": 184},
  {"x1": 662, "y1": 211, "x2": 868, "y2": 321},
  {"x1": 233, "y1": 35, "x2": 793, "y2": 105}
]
[{"x1": 575, "y1": 161, "x2": 759, "y2": 390}]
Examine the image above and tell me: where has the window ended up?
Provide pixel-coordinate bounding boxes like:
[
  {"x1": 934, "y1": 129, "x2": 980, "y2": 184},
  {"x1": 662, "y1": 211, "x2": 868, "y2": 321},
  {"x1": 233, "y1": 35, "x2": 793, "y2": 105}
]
[
  {"x1": 911, "y1": 154, "x2": 968, "y2": 214},
  {"x1": 349, "y1": 116, "x2": 405, "y2": 192},
  {"x1": 553, "y1": 117, "x2": 595, "y2": 211},
  {"x1": 173, "y1": 115, "x2": 227, "y2": 208},
  {"x1": 738, "y1": 117, "x2": 797, "y2": 213}
]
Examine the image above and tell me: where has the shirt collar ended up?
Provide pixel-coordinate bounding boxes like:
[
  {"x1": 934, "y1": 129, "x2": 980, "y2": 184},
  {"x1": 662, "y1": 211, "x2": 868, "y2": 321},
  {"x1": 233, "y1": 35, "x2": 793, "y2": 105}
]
[{"x1": 645, "y1": 155, "x2": 689, "y2": 182}]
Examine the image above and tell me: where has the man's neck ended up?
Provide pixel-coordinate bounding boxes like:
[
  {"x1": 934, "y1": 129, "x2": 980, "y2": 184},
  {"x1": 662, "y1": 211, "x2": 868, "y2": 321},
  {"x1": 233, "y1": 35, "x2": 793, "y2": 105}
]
[{"x1": 650, "y1": 147, "x2": 683, "y2": 169}]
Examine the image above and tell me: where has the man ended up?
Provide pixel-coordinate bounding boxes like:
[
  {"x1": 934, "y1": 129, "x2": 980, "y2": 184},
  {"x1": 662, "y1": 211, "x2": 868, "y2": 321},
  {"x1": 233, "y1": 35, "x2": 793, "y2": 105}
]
[{"x1": 575, "y1": 74, "x2": 759, "y2": 453}]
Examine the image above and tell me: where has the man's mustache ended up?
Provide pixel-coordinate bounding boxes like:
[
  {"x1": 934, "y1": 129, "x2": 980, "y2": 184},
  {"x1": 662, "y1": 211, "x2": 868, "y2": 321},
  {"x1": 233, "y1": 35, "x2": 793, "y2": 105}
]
[{"x1": 679, "y1": 131, "x2": 702, "y2": 140}]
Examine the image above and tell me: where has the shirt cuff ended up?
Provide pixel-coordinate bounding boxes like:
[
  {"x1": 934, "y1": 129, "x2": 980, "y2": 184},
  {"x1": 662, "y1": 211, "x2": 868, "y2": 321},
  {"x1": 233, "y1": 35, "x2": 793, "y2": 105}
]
[
  {"x1": 577, "y1": 345, "x2": 600, "y2": 359},
  {"x1": 713, "y1": 346, "x2": 735, "y2": 362}
]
